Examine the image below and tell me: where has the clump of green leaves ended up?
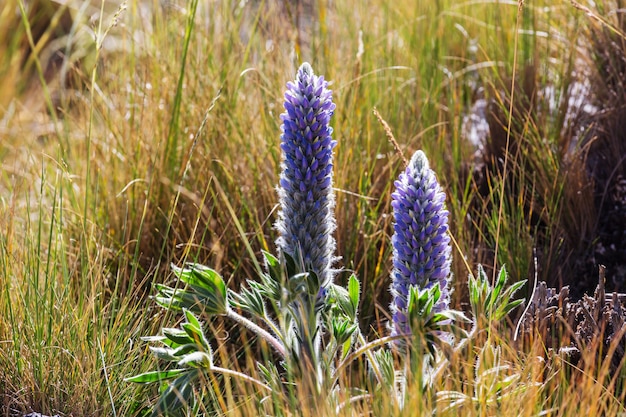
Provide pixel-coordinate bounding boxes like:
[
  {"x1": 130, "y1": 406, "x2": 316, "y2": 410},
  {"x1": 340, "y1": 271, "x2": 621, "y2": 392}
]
[
  {"x1": 127, "y1": 259, "x2": 526, "y2": 415},
  {"x1": 404, "y1": 284, "x2": 470, "y2": 360},
  {"x1": 468, "y1": 265, "x2": 526, "y2": 327},
  {"x1": 127, "y1": 252, "x2": 372, "y2": 414}
]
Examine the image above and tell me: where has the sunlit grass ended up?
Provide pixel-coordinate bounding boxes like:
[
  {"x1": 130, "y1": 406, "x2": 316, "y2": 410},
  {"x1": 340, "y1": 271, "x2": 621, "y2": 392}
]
[{"x1": 1, "y1": 0, "x2": 625, "y2": 415}]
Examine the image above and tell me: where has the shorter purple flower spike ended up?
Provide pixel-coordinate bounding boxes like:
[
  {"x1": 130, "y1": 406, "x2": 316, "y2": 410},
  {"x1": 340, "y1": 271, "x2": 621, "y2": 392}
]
[{"x1": 389, "y1": 150, "x2": 452, "y2": 339}]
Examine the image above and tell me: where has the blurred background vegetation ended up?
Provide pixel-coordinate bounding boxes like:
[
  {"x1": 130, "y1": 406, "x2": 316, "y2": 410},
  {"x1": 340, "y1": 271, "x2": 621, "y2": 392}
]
[{"x1": 2, "y1": 0, "x2": 626, "y2": 414}]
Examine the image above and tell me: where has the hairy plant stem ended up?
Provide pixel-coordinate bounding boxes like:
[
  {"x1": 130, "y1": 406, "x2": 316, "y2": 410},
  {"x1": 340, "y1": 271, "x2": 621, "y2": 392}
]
[
  {"x1": 262, "y1": 314, "x2": 282, "y2": 342},
  {"x1": 225, "y1": 308, "x2": 286, "y2": 358},
  {"x1": 211, "y1": 365, "x2": 273, "y2": 392}
]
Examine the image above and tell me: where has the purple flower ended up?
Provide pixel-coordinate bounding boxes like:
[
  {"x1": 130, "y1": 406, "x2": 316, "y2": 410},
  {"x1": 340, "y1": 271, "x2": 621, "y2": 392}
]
[
  {"x1": 275, "y1": 63, "x2": 337, "y2": 289},
  {"x1": 390, "y1": 150, "x2": 452, "y2": 338}
]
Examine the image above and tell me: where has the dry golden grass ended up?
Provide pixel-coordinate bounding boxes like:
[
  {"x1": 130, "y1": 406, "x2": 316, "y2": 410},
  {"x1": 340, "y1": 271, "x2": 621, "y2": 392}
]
[{"x1": 1, "y1": 0, "x2": 626, "y2": 415}]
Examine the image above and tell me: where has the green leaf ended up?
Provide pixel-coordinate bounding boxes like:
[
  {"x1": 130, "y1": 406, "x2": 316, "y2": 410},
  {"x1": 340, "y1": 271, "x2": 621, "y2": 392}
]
[
  {"x1": 283, "y1": 251, "x2": 298, "y2": 277},
  {"x1": 331, "y1": 317, "x2": 358, "y2": 346},
  {"x1": 191, "y1": 265, "x2": 226, "y2": 293},
  {"x1": 305, "y1": 270, "x2": 321, "y2": 297},
  {"x1": 501, "y1": 299, "x2": 524, "y2": 316},
  {"x1": 141, "y1": 335, "x2": 168, "y2": 343},
  {"x1": 170, "y1": 263, "x2": 228, "y2": 315},
  {"x1": 495, "y1": 265, "x2": 508, "y2": 294},
  {"x1": 329, "y1": 283, "x2": 355, "y2": 319},
  {"x1": 262, "y1": 250, "x2": 280, "y2": 272},
  {"x1": 372, "y1": 349, "x2": 396, "y2": 388},
  {"x1": 230, "y1": 284, "x2": 267, "y2": 317},
  {"x1": 257, "y1": 272, "x2": 282, "y2": 302},
  {"x1": 163, "y1": 328, "x2": 194, "y2": 345},
  {"x1": 124, "y1": 369, "x2": 187, "y2": 384},
  {"x1": 153, "y1": 371, "x2": 198, "y2": 416},
  {"x1": 485, "y1": 265, "x2": 507, "y2": 311},
  {"x1": 257, "y1": 361, "x2": 282, "y2": 392},
  {"x1": 184, "y1": 308, "x2": 201, "y2": 330},
  {"x1": 440, "y1": 309, "x2": 472, "y2": 324},
  {"x1": 154, "y1": 290, "x2": 202, "y2": 313},
  {"x1": 182, "y1": 322, "x2": 202, "y2": 341},
  {"x1": 348, "y1": 274, "x2": 360, "y2": 314},
  {"x1": 504, "y1": 279, "x2": 527, "y2": 298},
  {"x1": 468, "y1": 273, "x2": 479, "y2": 308},
  {"x1": 154, "y1": 283, "x2": 176, "y2": 297},
  {"x1": 179, "y1": 310, "x2": 213, "y2": 353},
  {"x1": 430, "y1": 283, "x2": 442, "y2": 301},
  {"x1": 187, "y1": 328, "x2": 212, "y2": 355},
  {"x1": 468, "y1": 264, "x2": 526, "y2": 323},
  {"x1": 171, "y1": 343, "x2": 202, "y2": 357},
  {"x1": 149, "y1": 346, "x2": 177, "y2": 361},
  {"x1": 341, "y1": 338, "x2": 352, "y2": 359}
]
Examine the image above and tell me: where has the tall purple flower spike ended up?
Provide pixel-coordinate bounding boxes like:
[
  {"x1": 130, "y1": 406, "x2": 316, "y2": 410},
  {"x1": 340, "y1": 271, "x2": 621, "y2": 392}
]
[
  {"x1": 390, "y1": 150, "x2": 452, "y2": 338},
  {"x1": 275, "y1": 62, "x2": 337, "y2": 289}
]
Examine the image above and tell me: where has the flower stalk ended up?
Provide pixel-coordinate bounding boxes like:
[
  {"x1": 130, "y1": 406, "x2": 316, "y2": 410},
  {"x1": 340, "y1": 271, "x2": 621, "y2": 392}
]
[
  {"x1": 274, "y1": 62, "x2": 338, "y2": 386},
  {"x1": 225, "y1": 308, "x2": 286, "y2": 358}
]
